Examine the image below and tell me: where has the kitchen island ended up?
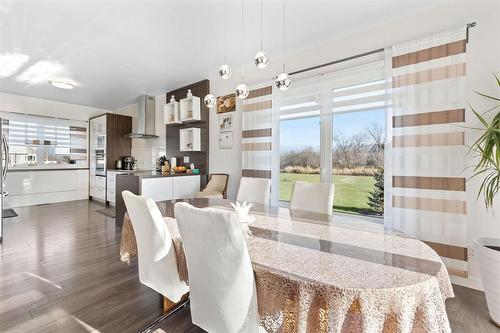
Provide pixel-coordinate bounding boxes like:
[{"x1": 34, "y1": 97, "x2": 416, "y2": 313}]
[{"x1": 115, "y1": 171, "x2": 201, "y2": 225}]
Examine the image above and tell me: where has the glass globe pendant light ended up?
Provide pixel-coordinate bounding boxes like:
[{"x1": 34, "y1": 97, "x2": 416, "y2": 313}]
[
  {"x1": 204, "y1": 94, "x2": 216, "y2": 108},
  {"x1": 235, "y1": 83, "x2": 249, "y2": 99},
  {"x1": 275, "y1": 0, "x2": 291, "y2": 90},
  {"x1": 254, "y1": 51, "x2": 269, "y2": 69},
  {"x1": 218, "y1": 0, "x2": 231, "y2": 80},
  {"x1": 204, "y1": 0, "x2": 217, "y2": 108},
  {"x1": 218, "y1": 64, "x2": 232, "y2": 80},
  {"x1": 254, "y1": 0, "x2": 269, "y2": 69},
  {"x1": 275, "y1": 66, "x2": 291, "y2": 90}
]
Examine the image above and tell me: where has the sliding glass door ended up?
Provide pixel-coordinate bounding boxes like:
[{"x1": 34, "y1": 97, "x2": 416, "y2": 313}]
[{"x1": 277, "y1": 59, "x2": 388, "y2": 216}]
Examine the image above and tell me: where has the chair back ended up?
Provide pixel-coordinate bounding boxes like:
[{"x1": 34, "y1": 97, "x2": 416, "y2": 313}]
[
  {"x1": 175, "y1": 202, "x2": 260, "y2": 333},
  {"x1": 205, "y1": 174, "x2": 229, "y2": 198},
  {"x1": 289, "y1": 181, "x2": 335, "y2": 215},
  {"x1": 236, "y1": 177, "x2": 271, "y2": 205},
  {"x1": 122, "y1": 190, "x2": 188, "y2": 302}
]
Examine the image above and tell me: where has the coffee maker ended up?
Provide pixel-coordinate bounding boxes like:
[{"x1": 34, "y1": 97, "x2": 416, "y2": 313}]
[{"x1": 122, "y1": 156, "x2": 135, "y2": 170}]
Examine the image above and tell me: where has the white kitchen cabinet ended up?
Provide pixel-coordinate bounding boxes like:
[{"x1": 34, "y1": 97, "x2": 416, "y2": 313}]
[
  {"x1": 173, "y1": 176, "x2": 200, "y2": 199},
  {"x1": 4, "y1": 170, "x2": 89, "y2": 208},
  {"x1": 89, "y1": 174, "x2": 106, "y2": 202},
  {"x1": 141, "y1": 177, "x2": 174, "y2": 201},
  {"x1": 107, "y1": 189, "x2": 116, "y2": 205},
  {"x1": 106, "y1": 171, "x2": 128, "y2": 205},
  {"x1": 90, "y1": 115, "x2": 106, "y2": 136}
]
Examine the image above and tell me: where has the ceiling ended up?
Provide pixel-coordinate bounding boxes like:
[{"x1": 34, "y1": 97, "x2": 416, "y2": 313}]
[{"x1": 0, "y1": 0, "x2": 447, "y2": 110}]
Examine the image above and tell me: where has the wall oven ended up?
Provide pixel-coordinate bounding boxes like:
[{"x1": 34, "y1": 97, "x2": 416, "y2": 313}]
[{"x1": 95, "y1": 149, "x2": 106, "y2": 176}]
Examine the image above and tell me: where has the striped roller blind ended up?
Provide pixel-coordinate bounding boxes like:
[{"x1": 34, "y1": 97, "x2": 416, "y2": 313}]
[
  {"x1": 390, "y1": 27, "x2": 468, "y2": 278},
  {"x1": 241, "y1": 86, "x2": 273, "y2": 179},
  {"x1": 279, "y1": 60, "x2": 388, "y2": 120}
]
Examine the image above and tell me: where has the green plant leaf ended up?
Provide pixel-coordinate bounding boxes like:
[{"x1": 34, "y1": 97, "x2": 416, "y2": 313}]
[{"x1": 476, "y1": 91, "x2": 500, "y2": 102}]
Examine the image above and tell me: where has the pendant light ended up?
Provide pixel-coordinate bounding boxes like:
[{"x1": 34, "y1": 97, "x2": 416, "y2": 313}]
[
  {"x1": 235, "y1": 0, "x2": 249, "y2": 99},
  {"x1": 254, "y1": 0, "x2": 269, "y2": 69},
  {"x1": 204, "y1": 0, "x2": 216, "y2": 108},
  {"x1": 275, "y1": 0, "x2": 291, "y2": 90},
  {"x1": 218, "y1": 0, "x2": 232, "y2": 80}
]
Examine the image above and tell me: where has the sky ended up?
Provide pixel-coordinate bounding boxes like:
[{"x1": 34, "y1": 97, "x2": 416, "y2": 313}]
[{"x1": 280, "y1": 109, "x2": 385, "y2": 152}]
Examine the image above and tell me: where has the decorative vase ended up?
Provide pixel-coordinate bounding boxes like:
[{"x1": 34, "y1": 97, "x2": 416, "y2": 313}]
[{"x1": 475, "y1": 237, "x2": 500, "y2": 326}]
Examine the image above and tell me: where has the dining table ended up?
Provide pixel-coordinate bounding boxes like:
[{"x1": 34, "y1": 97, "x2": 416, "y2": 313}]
[{"x1": 119, "y1": 198, "x2": 453, "y2": 333}]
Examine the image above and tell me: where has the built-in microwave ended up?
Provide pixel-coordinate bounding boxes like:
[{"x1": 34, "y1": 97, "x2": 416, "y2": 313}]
[{"x1": 95, "y1": 149, "x2": 106, "y2": 176}]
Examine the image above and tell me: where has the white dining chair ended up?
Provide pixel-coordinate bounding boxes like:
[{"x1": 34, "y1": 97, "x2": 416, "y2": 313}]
[
  {"x1": 236, "y1": 177, "x2": 271, "y2": 205},
  {"x1": 289, "y1": 181, "x2": 335, "y2": 215},
  {"x1": 122, "y1": 190, "x2": 189, "y2": 304},
  {"x1": 174, "y1": 202, "x2": 263, "y2": 333}
]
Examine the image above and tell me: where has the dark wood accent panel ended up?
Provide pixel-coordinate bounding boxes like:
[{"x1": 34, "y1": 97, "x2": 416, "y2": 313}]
[
  {"x1": 106, "y1": 113, "x2": 132, "y2": 169},
  {"x1": 393, "y1": 109, "x2": 465, "y2": 128},
  {"x1": 166, "y1": 80, "x2": 210, "y2": 187},
  {"x1": 115, "y1": 174, "x2": 140, "y2": 226},
  {"x1": 423, "y1": 240, "x2": 468, "y2": 261},
  {"x1": 393, "y1": 175, "x2": 466, "y2": 191}
]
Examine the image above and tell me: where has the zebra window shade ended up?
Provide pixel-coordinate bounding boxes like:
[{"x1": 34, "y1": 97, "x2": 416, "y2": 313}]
[{"x1": 279, "y1": 60, "x2": 390, "y2": 120}]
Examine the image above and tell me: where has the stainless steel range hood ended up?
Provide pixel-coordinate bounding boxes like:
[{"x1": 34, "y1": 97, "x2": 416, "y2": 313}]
[{"x1": 127, "y1": 95, "x2": 159, "y2": 139}]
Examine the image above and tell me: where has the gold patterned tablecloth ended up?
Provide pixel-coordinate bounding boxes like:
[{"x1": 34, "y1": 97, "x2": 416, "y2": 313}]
[{"x1": 120, "y1": 198, "x2": 453, "y2": 333}]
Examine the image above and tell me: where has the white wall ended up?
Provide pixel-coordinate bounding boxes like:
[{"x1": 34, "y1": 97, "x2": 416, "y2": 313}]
[{"x1": 208, "y1": 1, "x2": 500, "y2": 289}]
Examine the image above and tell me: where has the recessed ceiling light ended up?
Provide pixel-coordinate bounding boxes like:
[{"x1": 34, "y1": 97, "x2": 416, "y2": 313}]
[{"x1": 49, "y1": 78, "x2": 76, "y2": 90}]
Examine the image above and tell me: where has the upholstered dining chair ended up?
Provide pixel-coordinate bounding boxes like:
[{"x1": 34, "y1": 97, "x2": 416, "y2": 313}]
[
  {"x1": 236, "y1": 177, "x2": 271, "y2": 205},
  {"x1": 122, "y1": 191, "x2": 189, "y2": 308},
  {"x1": 289, "y1": 181, "x2": 335, "y2": 215},
  {"x1": 174, "y1": 202, "x2": 264, "y2": 333},
  {"x1": 193, "y1": 173, "x2": 229, "y2": 199}
]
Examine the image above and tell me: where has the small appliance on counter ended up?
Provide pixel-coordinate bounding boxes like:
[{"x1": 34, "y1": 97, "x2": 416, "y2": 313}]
[
  {"x1": 122, "y1": 156, "x2": 135, "y2": 170},
  {"x1": 115, "y1": 159, "x2": 123, "y2": 170}
]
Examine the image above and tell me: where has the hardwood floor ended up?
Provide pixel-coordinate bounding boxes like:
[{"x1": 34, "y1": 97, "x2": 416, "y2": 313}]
[{"x1": 0, "y1": 200, "x2": 498, "y2": 333}]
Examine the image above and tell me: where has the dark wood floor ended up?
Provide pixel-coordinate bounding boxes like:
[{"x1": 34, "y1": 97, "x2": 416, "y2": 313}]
[{"x1": 0, "y1": 200, "x2": 498, "y2": 333}]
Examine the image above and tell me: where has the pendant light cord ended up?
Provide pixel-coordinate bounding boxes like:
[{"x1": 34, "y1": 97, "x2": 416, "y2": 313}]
[
  {"x1": 260, "y1": 0, "x2": 263, "y2": 51},
  {"x1": 282, "y1": 0, "x2": 286, "y2": 72},
  {"x1": 241, "y1": 0, "x2": 245, "y2": 80},
  {"x1": 224, "y1": 0, "x2": 228, "y2": 64},
  {"x1": 208, "y1": 0, "x2": 212, "y2": 75}
]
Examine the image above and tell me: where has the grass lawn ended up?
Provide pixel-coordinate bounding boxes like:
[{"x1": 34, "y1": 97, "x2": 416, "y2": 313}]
[{"x1": 280, "y1": 173, "x2": 377, "y2": 215}]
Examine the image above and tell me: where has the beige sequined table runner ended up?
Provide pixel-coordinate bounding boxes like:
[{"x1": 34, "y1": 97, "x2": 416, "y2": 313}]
[{"x1": 120, "y1": 198, "x2": 453, "y2": 333}]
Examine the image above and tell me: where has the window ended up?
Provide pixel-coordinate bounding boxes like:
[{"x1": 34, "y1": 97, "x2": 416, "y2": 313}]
[
  {"x1": 2, "y1": 113, "x2": 88, "y2": 169},
  {"x1": 278, "y1": 60, "x2": 388, "y2": 216}
]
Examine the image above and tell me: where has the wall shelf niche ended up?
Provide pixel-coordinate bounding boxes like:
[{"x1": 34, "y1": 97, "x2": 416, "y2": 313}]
[{"x1": 179, "y1": 128, "x2": 201, "y2": 152}]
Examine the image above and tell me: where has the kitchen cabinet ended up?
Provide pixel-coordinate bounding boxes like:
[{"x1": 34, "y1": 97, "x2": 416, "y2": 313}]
[
  {"x1": 5, "y1": 170, "x2": 89, "y2": 208},
  {"x1": 115, "y1": 173, "x2": 201, "y2": 226},
  {"x1": 90, "y1": 175, "x2": 106, "y2": 201},
  {"x1": 89, "y1": 113, "x2": 132, "y2": 203},
  {"x1": 141, "y1": 177, "x2": 174, "y2": 201},
  {"x1": 173, "y1": 175, "x2": 200, "y2": 199}
]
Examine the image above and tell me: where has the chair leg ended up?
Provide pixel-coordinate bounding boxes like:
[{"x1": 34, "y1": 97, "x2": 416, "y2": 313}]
[
  {"x1": 139, "y1": 293, "x2": 190, "y2": 333},
  {"x1": 163, "y1": 292, "x2": 189, "y2": 313}
]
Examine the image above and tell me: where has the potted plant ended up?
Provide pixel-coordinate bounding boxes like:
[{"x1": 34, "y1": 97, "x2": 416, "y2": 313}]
[{"x1": 470, "y1": 74, "x2": 500, "y2": 326}]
